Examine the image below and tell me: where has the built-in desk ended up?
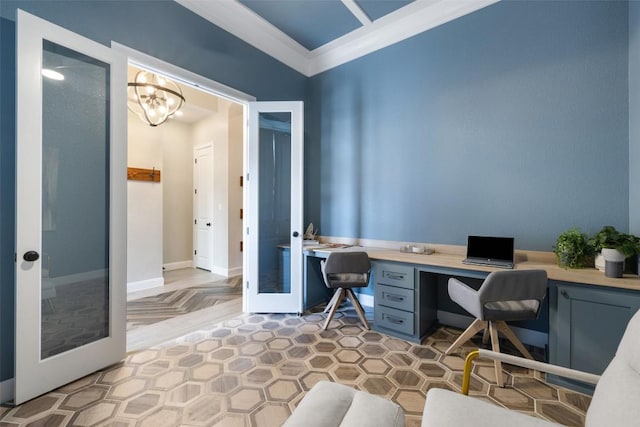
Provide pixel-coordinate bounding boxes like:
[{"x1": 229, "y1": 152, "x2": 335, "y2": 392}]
[{"x1": 303, "y1": 243, "x2": 640, "y2": 394}]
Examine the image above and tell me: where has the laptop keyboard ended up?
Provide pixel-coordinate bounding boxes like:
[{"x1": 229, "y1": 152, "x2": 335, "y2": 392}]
[{"x1": 463, "y1": 258, "x2": 514, "y2": 269}]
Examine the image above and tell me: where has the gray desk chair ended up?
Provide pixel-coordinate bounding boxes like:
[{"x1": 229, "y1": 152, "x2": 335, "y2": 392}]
[
  {"x1": 320, "y1": 252, "x2": 371, "y2": 330},
  {"x1": 444, "y1": 269, "x2": 548, "y2": 386}
]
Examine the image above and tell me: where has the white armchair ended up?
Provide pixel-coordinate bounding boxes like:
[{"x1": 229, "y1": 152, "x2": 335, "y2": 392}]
[{"x1": 422, "y1": 308, "x2": 640, "y2": 426}]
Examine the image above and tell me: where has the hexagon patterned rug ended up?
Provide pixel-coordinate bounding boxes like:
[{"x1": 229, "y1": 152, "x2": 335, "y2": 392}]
[{"x1": 0, "y1": 308, "x2": 591, "y2": 426}]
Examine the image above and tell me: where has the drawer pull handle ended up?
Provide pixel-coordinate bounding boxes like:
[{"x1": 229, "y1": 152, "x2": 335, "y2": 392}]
[
  {"x1": 385, "y1": 293, "x2": 404, "y2": 302},
  {"x1": 386, "y1": 273, "x2": 404, "y2": 280},
  {"x1": 560, "y1": 290, "x2": 569, "y2": 298},
  {"x1": 386, "y1": 316, "x2": 404, "y2": 325}
]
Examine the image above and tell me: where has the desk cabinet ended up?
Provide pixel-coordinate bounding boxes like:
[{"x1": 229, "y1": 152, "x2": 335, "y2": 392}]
[
  {"x1": 373, "y1": 261, "x2": 437, "y2": 343},
  {"x1": 549, "y1": 281, "x2": 640, "y2": 393}
]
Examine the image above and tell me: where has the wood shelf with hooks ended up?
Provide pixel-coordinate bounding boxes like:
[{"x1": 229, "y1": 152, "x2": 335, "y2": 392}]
[{"x1": 127, "y1": 167, "x2": 161, "y2": 182}]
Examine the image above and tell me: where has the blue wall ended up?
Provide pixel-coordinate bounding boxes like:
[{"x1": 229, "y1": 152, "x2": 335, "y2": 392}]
[
  {"x1": 306, "y1": 1, "x2": 630, "y2": 251},
  {"x1": 0, "y1": 0, "x2": 306, "y2": 382},
  {"x1": 0, "y1": 0, "x2": 637, "y2": 383},
  {"x1": 630, "y1": 1, "x2": 640, "y2": 236}
]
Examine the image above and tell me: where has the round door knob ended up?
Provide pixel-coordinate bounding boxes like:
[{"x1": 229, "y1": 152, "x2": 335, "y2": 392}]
[
  {"x1": 292, "y1": 231, "x2": 299, "y2": 237},
  {"x1": 23, "y1": 251, "x2": 40, "y2": 262}
]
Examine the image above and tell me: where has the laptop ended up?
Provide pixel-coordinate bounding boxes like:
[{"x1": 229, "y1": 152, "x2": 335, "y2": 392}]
[{"x1": 463, "y1": 236, "x2": 515, "y2": 269}]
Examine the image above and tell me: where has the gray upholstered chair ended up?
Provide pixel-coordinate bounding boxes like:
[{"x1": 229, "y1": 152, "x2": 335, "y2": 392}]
[
  {"x1": 320, "y1": 252, "x2": 371, "y2": 330},
  {"x1": 444, "y1": 269, "x2": 548, "y2": 386}
]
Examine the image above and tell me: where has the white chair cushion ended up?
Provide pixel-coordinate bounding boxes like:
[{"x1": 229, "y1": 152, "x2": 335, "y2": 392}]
[
  {"x1": 586, "y1": 357, "x2": 640, "y2": 426},
  {"x1": 284, "y1": 381, "x2": 404, "y2": 427},
  {"x1": 616, "y1": 308, "x2": 640, "y2": 374},
  {"x1": 586, "y1": 308, "x2": 640, "y2": 426},
  {"x1": 422, "y1": 388, "x2": 561, "y2": 427},
  {"x1": 326, "y1": 273, "x2": 369, "y2": 288}
]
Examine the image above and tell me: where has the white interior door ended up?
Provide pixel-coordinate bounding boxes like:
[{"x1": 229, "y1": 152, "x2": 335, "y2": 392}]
[
  {"x1": 246, "y1": 101, "x2": 304, "y2": 313},
  {"x1": 194, "y1": 144, "x2": 214, "y2": 270},
  {"x1": 15, "y1": 10, "x2": 126, "y2": 404}
]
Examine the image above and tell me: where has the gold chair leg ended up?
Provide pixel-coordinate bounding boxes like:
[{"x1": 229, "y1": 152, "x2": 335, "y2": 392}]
[
  {"x1": 345, "y1": 289, "x2": 369, "y2": 330},
  {"x1": 324, "y1": 289, "x2": 342, "y2": 314},
  {"x1": 489, "y1": 321, "x2": 504, "y2": 387},
  {"x1": 323, "y1": 288, "x2": 345, "y2": 330},
  {"x1": 495, "y1": 321, "x2": 534, "y2": 360},
  {"x1": 444, "y1": 319, "x2": 487, "y2": 355}
]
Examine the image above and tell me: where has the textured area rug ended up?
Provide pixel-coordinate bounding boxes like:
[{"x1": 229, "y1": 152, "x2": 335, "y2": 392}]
[
  {"x1": 127, "y1": 276, "x2": 242, "y2": 330},
  {"x1": 1, "y1": 308, "x2": 591, "y2": 426}
]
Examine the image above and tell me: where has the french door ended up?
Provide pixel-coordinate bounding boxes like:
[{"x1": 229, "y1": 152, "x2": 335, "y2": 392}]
[
  {"x1": 15, "y1": 10, "x2": 126, "y2": 404},
  {"x1": 246, "y1": 102, "x2": 304, "y2": 313}
]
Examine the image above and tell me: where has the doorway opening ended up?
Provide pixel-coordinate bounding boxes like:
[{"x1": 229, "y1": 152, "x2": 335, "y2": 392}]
[{"x1": 116, "y1": 45, "x2": 252, "y2": 350}]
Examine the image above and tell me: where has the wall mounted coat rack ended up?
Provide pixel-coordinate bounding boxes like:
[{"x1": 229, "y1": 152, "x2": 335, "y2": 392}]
[{"x1": 127, "y1": 167, "x2": 161, "y2": 182}]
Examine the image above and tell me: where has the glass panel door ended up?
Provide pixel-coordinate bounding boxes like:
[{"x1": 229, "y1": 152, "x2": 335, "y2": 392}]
[
  {"x1": 247, "y1": 102, "x2": 303, "y2": 313},
  {"x1": 15, "y1": 10, "x2": 126, "y2": 404},
  {"x1": 40, "y1": 40, "x2": 111, "y2": 359}
]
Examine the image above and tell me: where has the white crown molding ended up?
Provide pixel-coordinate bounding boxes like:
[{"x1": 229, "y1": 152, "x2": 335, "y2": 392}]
[
  {"x1": 341, "y1": 0, "x2": 372, "y2": 26},
  {"x1": 176, "y1": 0, "x2": 311, "y2": 75},
  {"x1": 175, "y1": 0, "x2": 501, "y2": 77},
  {"x1": 308, "y1": 0, "x2": 501, "y2": 76}
]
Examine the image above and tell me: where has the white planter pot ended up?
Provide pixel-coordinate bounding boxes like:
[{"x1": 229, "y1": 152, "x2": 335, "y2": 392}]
[
  {"x1": 595, "y1": 253, "x2": 605, "y2": 271},
  {"x1": 601, "y1": 248, "x2": 626, "y2": 262}
]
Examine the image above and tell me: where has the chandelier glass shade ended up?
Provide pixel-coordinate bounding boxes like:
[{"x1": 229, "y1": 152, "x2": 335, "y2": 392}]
[{"x1": 127, "y1": 71, "x2": 185, "y2": 127}]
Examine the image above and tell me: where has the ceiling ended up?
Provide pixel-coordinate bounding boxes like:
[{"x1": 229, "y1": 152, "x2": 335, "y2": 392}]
[{"x1": 176, "y1": 0, "x2": 500, "y2": 77}]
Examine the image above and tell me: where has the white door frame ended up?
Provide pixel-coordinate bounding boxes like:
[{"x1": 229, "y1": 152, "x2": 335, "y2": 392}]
[
  {"x1": 193, "y1": 143, "x2": 214, "y2": 271},
  {"x1": 15, "y1": 10, "x2": 127, "y2": 404},
  {"x1": 111, "y1": 43, "x2": 255, "y2": 311}
]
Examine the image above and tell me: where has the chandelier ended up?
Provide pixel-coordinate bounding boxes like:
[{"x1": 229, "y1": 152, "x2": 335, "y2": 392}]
[{"x1": 127, "y1": 71, "x2": 185, "y2": 127}]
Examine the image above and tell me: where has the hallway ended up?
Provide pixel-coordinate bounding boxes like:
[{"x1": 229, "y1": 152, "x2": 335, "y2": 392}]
[{"x1": 126, "y1": 268, "x2": 242, "y2": 352}]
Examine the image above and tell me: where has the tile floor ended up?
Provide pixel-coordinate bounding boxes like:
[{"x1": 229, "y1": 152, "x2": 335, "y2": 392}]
[{"x1": 0, "y1": 307, "x2": 591, "y2": 427}]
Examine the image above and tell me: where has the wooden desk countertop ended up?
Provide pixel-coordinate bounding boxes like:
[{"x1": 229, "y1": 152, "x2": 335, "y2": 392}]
[{"x1": 304, "y1": 243, "x2": 640, "y2": 291}]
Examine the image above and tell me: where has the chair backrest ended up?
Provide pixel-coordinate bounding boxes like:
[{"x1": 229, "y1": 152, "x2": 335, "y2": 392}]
[
  {"x1": 586, "y1": 308, "x2": 640, "y2": 426},
  {"x1": 321, "y1": 252, "x2": 371, "y2": 289},
  {"x1": 478, "y1": 269, "x2": 548, "y2": 317}
]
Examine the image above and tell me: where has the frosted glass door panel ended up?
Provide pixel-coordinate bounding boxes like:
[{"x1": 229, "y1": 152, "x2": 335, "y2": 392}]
[
  {"x1": 258, "y1": 112, "x2": 292, "y2": 294},
  {"x1": 40, "y1": 40, "x2": 110, "y2": 359}
]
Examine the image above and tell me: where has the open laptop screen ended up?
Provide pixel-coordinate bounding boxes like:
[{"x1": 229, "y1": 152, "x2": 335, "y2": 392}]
[{"x1": 464, "y1": 236, "x2": 515, "y2": 267}]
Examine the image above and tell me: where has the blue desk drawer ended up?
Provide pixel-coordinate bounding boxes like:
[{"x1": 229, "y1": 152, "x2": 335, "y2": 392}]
[
  {"x1": 375, "y1": 284, "x2": 414, "y2": 312},
  {"x1": 375, "y1": 306, "x2": 414, "y2": 336},
  {"x1": 376, "y1": 262, "x2": 414, "y2": 289}
]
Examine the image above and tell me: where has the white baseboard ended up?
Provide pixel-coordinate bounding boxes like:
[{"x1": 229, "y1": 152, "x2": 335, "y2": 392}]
[
  {"x1": 228, "y1": 267, "x2": 243, "y2": 277},
  {"x1": 163, "y1": 260, "x2": 193, "y2": 271},
  {"x1": 437, "y1": 310, "x2": 548, "y2": 349},
  {"x1": 357, "y1": 293, "x2": 374, "y2": 308},
  {"x1": 0, "y1": 378, "x2": 14, "y2": 404},
  {"x1": 127, "y1": 277, "x2": 164, "y2": 293},
  {"x1": 212, "y1": 266, "x2": 243, "y2": 277}
]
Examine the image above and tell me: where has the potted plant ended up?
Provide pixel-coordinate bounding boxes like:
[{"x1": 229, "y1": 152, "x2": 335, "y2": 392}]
[
  {"x1": 588, "y1": 226, "x2": 640, "y2": 277},
  {"x1": 554, "y1": 228, "x2": 592, "y2": 268}
]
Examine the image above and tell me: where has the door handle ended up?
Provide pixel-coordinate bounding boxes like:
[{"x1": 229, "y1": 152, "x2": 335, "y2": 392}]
[
  {"x1": 292, "y1": 231, "x2": 299, "y2": 237},
  {"x1": 23, "y1": 251, "x2": 39, "y2": 262},
  {"x1": 206, "y1": 223, "x2": 211, "y2": 227}
]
